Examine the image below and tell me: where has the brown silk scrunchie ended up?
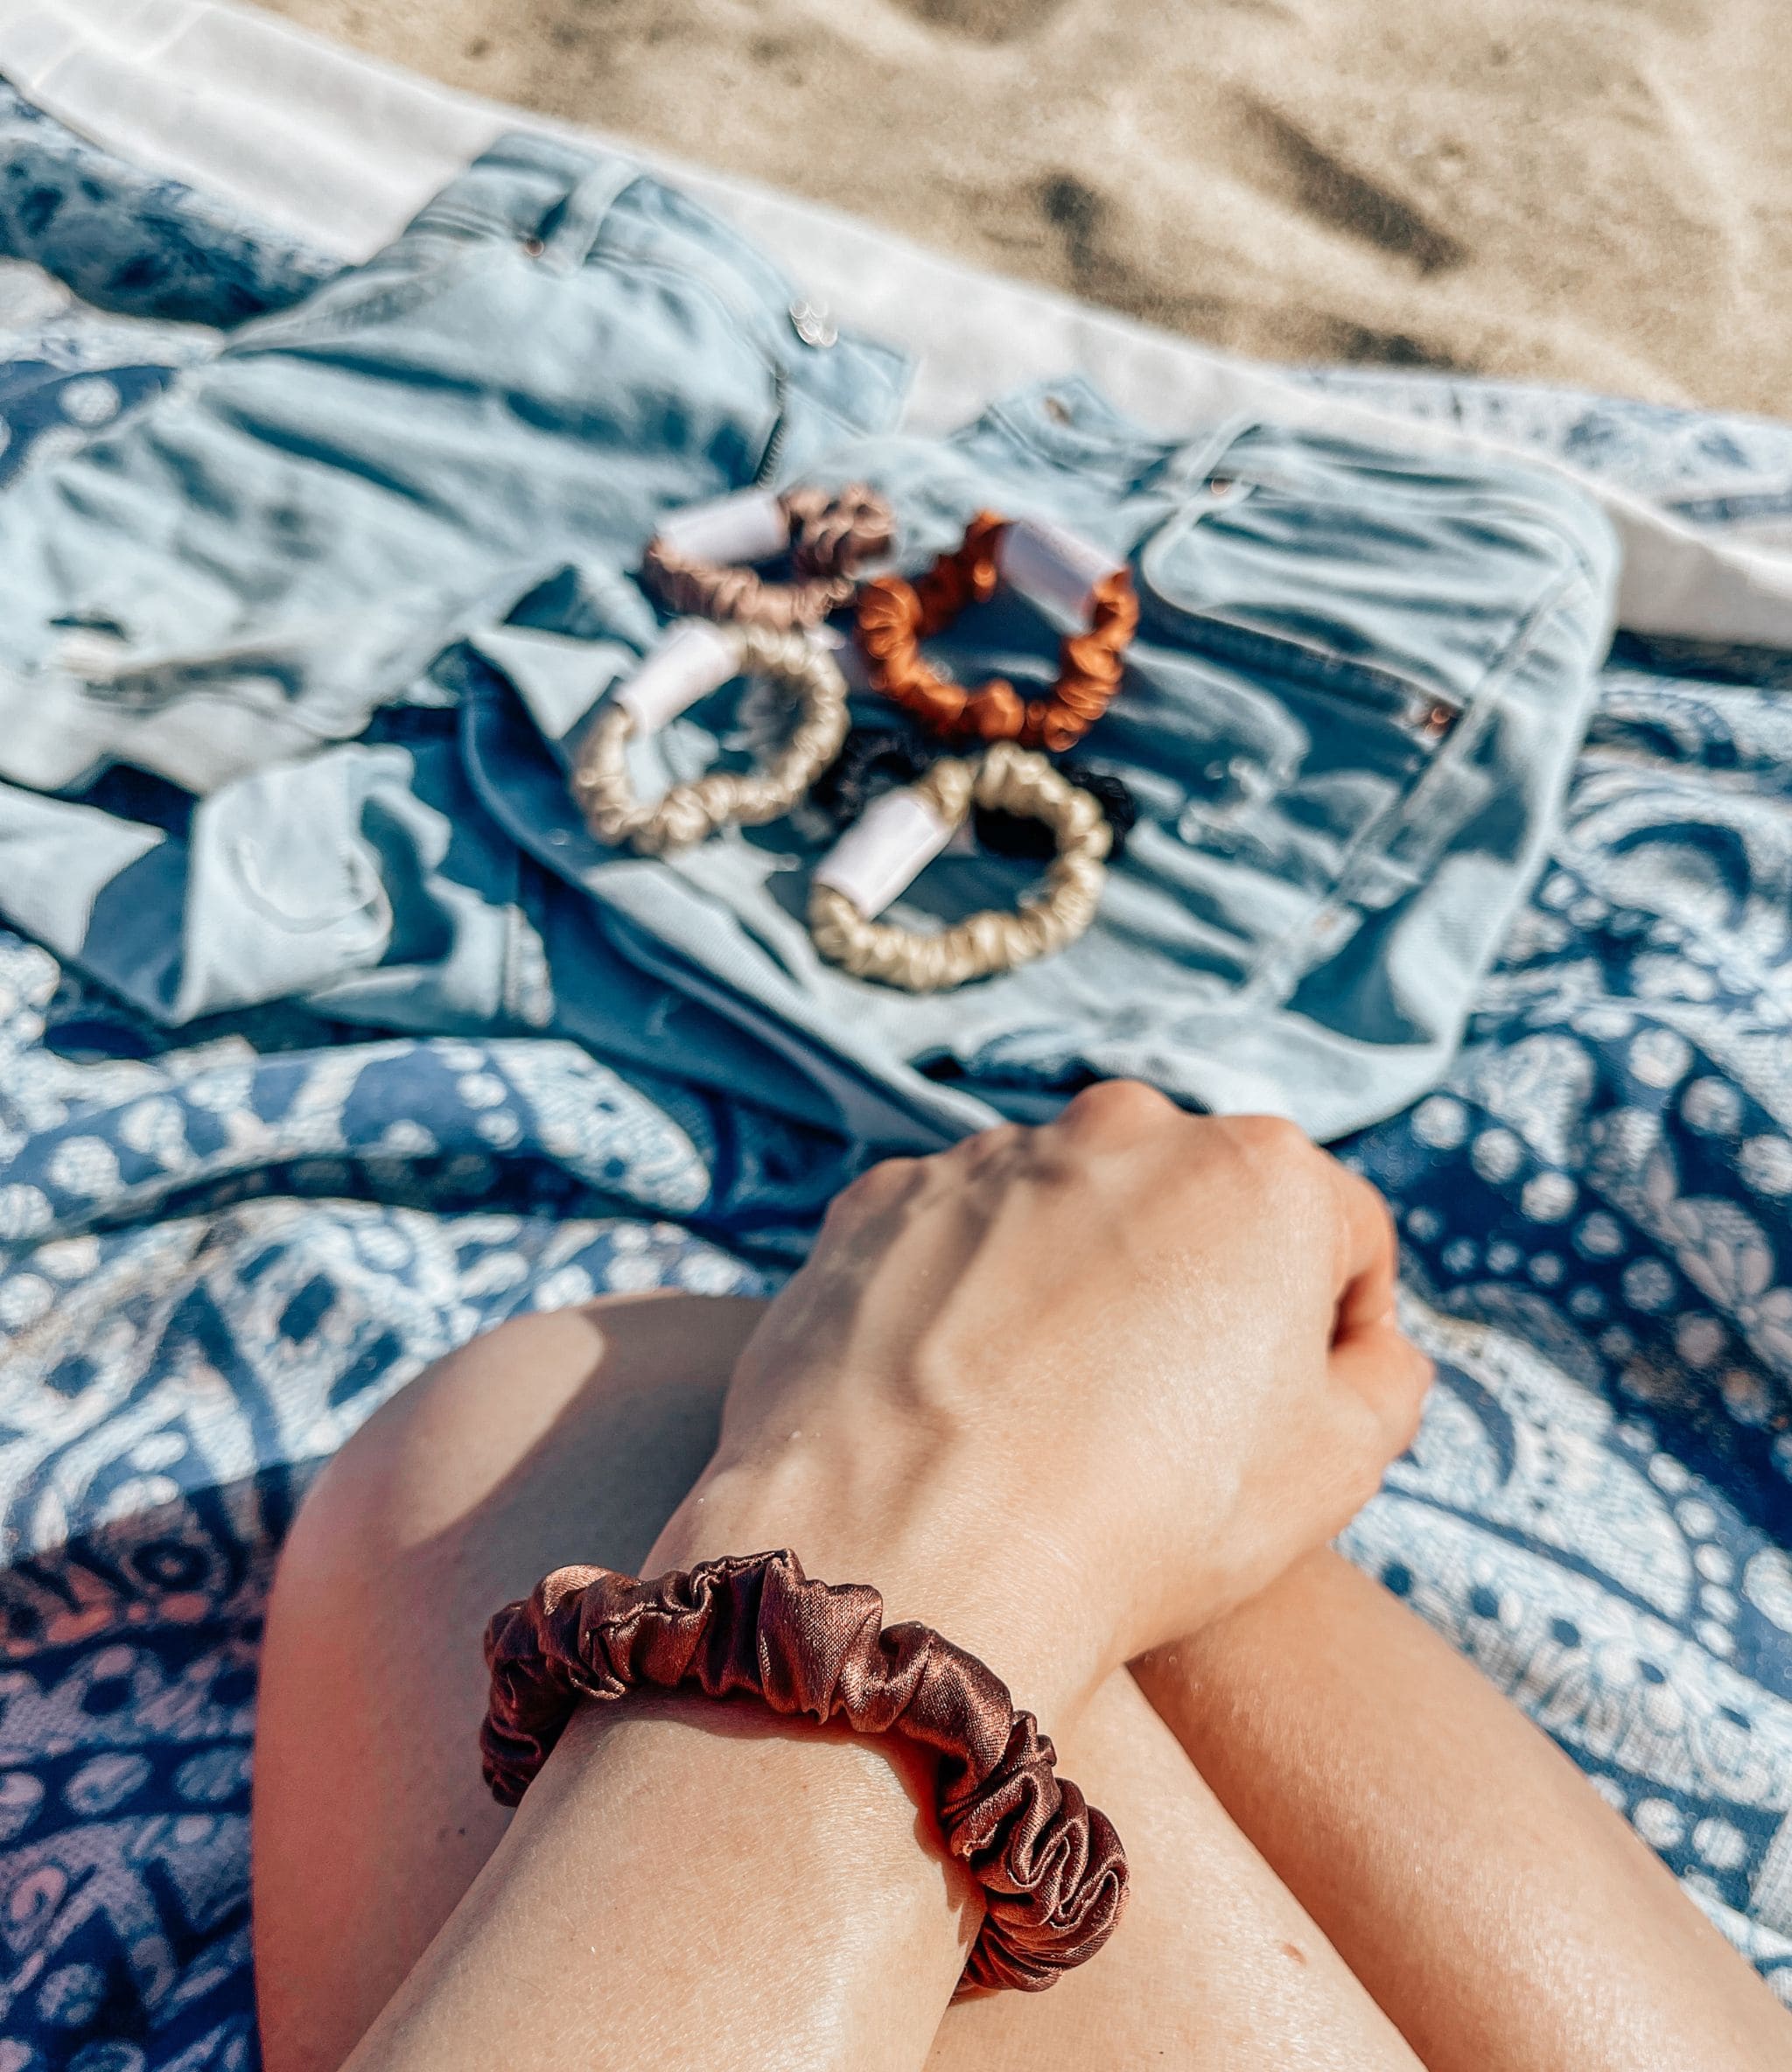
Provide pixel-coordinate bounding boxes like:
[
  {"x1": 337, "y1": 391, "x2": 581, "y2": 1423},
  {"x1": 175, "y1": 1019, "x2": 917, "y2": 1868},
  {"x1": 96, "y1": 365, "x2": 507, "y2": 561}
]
[
  {"x1": 857, "y1": 511, "x2": 1139, "y2": 752},
  {"x1": 482, "y1": 1549, "x2": 1128, "y2": 1997},
  {"x1": 642, "y1": 484, "x2": 896, "y2": 633}
]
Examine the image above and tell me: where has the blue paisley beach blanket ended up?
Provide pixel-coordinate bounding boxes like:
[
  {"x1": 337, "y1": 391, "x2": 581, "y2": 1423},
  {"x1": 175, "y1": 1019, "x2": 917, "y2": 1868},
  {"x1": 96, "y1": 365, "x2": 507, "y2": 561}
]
[{"x1": 1, "y1": 81, "x2": 1790, "y2": 2069}]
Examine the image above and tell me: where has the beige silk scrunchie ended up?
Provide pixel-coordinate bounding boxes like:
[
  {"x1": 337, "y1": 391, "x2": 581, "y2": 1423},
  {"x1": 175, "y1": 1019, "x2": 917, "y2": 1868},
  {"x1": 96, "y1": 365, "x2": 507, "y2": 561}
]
[
  {"x1": 573, "y1": 620, "x2": 850, "y2": 856},
  {"x1": 642, "y1": 483, "x2": 896, "y2": 633},
  {"x1": 808, "y1": 741, "x2": 1111, "y2": 991}
]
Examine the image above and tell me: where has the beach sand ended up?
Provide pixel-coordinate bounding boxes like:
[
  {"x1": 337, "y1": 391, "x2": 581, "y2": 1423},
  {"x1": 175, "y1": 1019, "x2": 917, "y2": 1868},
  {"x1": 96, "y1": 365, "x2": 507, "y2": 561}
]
[{"x1": 262, "y1": 0, "x2": 1789, "y2": 415}]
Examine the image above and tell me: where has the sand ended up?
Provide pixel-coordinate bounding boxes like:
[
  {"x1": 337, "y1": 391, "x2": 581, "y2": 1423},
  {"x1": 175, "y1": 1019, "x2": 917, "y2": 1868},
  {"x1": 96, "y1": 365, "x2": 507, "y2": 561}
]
[{"x1": 259, "y1": 0, "x2": 1791, "y2": 416}]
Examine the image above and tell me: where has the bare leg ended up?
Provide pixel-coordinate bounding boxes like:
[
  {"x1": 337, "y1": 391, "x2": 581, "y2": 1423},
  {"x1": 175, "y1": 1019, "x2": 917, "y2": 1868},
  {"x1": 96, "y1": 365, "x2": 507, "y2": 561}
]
[
  {"x1": 254, "y1": 1298, "x2": 1419, "y2": 2072},
  {"x1": 256, "y1": 1295, "x2": 1788, "y2": 2071},
  {"x1": 1135, "y1": 1550, "x2": 1791, "y2": 2071}
]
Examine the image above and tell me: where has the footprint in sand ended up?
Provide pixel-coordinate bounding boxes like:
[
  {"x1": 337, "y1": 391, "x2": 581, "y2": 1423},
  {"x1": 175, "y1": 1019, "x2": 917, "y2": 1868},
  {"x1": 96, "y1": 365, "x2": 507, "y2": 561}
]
[
  {"x1": 1242, "y1": 99, "x2": 1466, "y2": 276},
  {"x1": 885, "y1": 0, "x2": 1074, "y2": 42}
]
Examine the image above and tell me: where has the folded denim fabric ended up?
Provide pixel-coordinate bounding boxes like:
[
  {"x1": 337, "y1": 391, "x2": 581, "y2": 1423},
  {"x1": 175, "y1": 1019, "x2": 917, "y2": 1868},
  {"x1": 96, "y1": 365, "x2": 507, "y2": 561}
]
[
  {"x1": 454, "y1": 376, "x2": 1622, "y2": 1140},
  {"x1": 0, "y1": 133, "x2": 1618, "y2": 1144},
  {"x1": 0, "y1": 129, "x2": 909, "y2": 794}
]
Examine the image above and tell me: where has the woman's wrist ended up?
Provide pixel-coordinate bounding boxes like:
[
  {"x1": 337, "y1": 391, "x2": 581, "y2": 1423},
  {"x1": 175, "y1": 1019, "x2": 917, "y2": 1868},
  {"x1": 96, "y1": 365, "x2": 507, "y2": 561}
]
[
  {"x1": 484, "y1": 1534, "x2": 1130, "y2": 2000},
  {"x1": 643, "y1": 1449, "x2": 1107, "y2": 1727}
]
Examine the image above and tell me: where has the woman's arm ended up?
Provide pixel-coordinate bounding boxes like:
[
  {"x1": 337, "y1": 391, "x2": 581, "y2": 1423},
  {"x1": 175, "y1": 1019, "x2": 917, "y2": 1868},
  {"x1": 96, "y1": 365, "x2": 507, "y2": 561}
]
[
  {"x1": 341, "y1": 1660, "x2": 1017, "y2": 2072},
  {"x1": 333, "y1": 1089, "x2": 1429, "y2": 2072},
  {"x1": 256, "y1": 1295, "x2": 1429, "y2": 2072}
]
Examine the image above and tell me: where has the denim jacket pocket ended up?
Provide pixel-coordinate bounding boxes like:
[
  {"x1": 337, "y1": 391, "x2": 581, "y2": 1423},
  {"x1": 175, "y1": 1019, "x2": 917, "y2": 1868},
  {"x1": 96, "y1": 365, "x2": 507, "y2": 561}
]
[
  {"x1": 1138, "y1": 478, "x2": 1468, "y2": 738},
  {"x1": 1130, "y1": 428, "x2": 1612, "y2": 1004},
  {"x1": 1137, "y1": 424, "x2": 1606, "y2": 714},
  {"x1": 1135, "y1": 494, "x2": 1464, "y2": 991}
]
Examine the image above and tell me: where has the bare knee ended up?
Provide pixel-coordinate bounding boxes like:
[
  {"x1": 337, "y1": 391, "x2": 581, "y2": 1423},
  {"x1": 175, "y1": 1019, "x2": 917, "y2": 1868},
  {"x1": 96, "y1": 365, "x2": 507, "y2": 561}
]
[
  {"x1": 278, "y1": 1293, "x2": 761, "y2": 1601},
  {"x1": 256, "y1": 1296, "x2": 762, "y2": 2072}
]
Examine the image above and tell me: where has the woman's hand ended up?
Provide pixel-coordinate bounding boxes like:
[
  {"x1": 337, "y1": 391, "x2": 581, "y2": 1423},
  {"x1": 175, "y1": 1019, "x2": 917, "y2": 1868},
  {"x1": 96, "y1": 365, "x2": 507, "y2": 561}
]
[{"x1": 649, "y1": 1082, "x2": 1432, "y2": 1719}]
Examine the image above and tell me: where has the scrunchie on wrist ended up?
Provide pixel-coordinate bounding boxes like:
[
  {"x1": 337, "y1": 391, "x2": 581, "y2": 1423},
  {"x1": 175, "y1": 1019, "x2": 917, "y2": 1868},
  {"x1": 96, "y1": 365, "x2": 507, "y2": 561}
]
[
  {"x1": 642, "y1": 483, "x2": 896, "y2": 633},
  {"x1": 856, "y1": 511, "x2": 1139, "y2": 752},
  {"x1": 481, "y1": 1548, "x2": 1128, "y2": 1997}
]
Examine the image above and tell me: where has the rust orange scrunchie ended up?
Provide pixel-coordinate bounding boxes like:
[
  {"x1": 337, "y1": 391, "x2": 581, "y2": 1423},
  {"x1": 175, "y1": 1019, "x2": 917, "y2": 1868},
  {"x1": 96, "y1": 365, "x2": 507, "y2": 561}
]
[
  {"x1": 856, "y1": 511, "x2": 1138, "y2": 752},
  {"x1": 482, "y1": 1548, "x2": 1129, "y2": 1997}
]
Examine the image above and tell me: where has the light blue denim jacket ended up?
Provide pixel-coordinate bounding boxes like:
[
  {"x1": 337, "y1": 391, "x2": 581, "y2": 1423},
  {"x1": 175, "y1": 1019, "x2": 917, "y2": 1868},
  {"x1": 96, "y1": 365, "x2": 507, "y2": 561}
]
[
  {"x1": 0, "y1": 132, "x2": 908, "y2": 794},
  {"x1": 443, "y1": 378, "x2": 1620, "y2": 1141},
  {"x1": 0, "y1": 136, "x2": 1620, "y2": 1150}
]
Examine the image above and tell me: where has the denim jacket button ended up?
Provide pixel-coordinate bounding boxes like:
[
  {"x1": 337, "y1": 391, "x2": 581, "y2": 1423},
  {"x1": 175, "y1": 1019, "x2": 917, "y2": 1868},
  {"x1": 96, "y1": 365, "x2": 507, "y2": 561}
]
[{"x1": 788, "y1": 300, "x2": 838, "y2": 348}]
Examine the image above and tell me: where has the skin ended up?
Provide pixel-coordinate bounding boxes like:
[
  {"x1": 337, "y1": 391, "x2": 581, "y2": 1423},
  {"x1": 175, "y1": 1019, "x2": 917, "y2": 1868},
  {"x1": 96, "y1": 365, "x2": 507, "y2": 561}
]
[
  {"x1": 251, "y1": 1089, "x2": 1792, "y2": 2070},
  {"x1": 1135, "y1": 1553, "x2": 1792, "y2": 2070}
]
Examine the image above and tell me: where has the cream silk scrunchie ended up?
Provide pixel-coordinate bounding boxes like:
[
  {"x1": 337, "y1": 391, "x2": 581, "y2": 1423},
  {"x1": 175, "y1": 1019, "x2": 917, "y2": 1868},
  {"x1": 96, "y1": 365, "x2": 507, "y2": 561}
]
[
  {"x1": 808, "y1": 741, "x2": 1111, "y2": 990},
  {"x1": 573, "y1": 620, "x2": 850, "y2": 856}
]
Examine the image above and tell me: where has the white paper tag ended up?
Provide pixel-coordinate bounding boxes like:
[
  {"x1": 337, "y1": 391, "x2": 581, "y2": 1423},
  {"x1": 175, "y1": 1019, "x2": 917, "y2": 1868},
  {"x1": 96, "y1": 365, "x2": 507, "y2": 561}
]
[
  {"x1": 615, "y1": 620, "x2": 740, "y2": 735},
  {"x1": 998, "y1": 515, "x2": 1111, "y2": 623},
  {"x1": 814, "y1": 788, "x2": 957, "y2": 918},
  {"x1": 655, "y1": 487, "x2": 789, "y2": 566}
]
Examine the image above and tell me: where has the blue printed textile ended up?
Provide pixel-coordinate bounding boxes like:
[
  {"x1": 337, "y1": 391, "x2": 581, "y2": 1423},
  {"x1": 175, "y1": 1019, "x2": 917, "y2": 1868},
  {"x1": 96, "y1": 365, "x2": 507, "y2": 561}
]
[{"x1": 0, "y1": 77, "x2": 1790, "y2": 2072}]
